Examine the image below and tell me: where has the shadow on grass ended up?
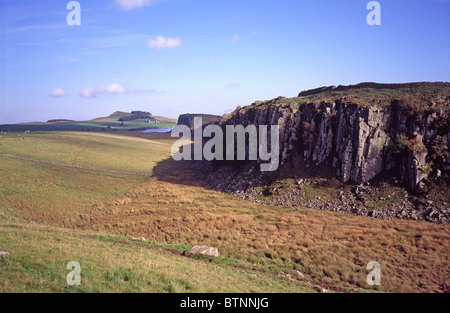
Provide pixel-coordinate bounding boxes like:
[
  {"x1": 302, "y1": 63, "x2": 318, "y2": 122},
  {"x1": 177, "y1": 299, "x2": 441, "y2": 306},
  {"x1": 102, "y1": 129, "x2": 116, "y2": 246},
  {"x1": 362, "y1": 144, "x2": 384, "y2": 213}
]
[{"x1": 150, "y1": 147, "x2": 343, "y2": 194}]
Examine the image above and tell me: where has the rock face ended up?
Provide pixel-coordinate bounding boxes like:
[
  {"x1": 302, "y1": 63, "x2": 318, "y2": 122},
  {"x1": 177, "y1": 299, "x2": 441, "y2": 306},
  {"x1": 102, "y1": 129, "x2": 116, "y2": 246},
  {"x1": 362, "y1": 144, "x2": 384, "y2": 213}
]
[
  {"x1": 219, "y1": 95, "x2": 449, "y2": 193},
  {"x1": 188, "y1": 246, "x2": 219, "y2": 258},
  {"x1": 185, "y1": 83, "x2": 449, "y2": 223},
  {"x1": 177, "y1": 114, "x2": 222, "y2": 130},
  {"x1": 177, "y1": 114, "x2": 199, "y2": 129}
]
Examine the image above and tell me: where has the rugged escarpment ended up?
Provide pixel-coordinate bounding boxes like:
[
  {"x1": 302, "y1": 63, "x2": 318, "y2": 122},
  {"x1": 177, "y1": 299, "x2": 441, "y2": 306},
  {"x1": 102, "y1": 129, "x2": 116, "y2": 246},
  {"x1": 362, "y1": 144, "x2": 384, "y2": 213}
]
[
  {"x1": 200, "y1": 82, "x2": 450, "y2": 223},
  {"x1": 177, "y1": 113, "x2": 222, "y2": 130},
  {"x1": 222, "y1": 83, "x2": 449, "y2": 191}
]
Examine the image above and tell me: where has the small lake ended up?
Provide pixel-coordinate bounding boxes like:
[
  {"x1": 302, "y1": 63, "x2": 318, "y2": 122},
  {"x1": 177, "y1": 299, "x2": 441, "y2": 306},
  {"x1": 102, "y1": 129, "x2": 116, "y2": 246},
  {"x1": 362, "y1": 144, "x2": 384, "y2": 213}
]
[{"x1": 139, "y1": 128, "x2": 173, "y2": 133}]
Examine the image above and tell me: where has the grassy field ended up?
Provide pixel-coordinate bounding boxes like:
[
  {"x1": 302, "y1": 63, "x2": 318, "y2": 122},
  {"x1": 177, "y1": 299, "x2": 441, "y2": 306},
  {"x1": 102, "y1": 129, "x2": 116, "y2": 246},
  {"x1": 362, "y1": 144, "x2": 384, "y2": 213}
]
[
  {"x1": 0, "y1": 131, "x2": 174, "y2": 172},
  {"x1": 0, "y1": 131, "x2": 449, "y2": 293},
  {"x1": 0, "y1": 220, "x2": 322, "y2": 293},
  {"x1": 0, "y1": 122, "x2": 176, "y2": 132}
]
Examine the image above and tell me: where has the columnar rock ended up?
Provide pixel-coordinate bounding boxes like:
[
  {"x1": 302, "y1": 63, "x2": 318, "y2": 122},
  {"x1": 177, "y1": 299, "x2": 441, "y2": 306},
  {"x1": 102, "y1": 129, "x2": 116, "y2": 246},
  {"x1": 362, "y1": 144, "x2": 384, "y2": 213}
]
[{"x1": 219, "y1": 89, "x2": 449, "y2": 193}]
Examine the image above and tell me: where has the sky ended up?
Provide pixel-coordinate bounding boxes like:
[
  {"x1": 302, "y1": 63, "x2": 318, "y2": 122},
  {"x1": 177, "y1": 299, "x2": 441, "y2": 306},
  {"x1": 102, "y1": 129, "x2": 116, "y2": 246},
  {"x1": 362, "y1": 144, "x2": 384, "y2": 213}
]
[{"x1": 0, "y1": 0, "x2": 449, "y2": 124}]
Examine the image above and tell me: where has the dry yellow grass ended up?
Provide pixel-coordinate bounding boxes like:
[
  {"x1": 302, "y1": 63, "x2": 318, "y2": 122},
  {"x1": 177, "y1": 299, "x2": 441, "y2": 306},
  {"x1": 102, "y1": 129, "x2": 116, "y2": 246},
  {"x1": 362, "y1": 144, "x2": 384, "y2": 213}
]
[
  {"x1": 0, "y1": 220, "x2": 319, "y2": 293},
  {"x1": 66, "y1": 160, "x2": 450, "y2": 293}
]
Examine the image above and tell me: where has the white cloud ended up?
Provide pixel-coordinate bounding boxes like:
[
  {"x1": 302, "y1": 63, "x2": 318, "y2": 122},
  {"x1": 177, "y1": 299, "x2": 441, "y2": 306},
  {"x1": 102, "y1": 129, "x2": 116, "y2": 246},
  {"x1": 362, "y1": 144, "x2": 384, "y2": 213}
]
[
  {"x1": 148, "y1": 36, "x2": 182, "y2": 50},
  {"x1": 114, "y1": 0, "x2": 156, "y2": 11},
  {"x1": 80, "y1": 87, "x2": 97, "y2": 99},
  {"x1": 80, "y1": 83, "x2": 155, "y2": 99},
  {"x1": 96, "y1": 83, "x2": 127, "y2": 94},
  {"x1": 50, "y1": 88, "x2": 68, "y2": 97}
]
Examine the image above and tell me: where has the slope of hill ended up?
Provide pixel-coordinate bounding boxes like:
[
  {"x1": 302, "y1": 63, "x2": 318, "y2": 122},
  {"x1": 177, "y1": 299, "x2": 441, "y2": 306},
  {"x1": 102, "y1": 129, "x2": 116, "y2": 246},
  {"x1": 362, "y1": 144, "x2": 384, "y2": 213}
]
[
  {"x1": 1, "y1": 131, "x2": 448, "y2": 292},
  {"x1": 0, "y1": 219, "x2": 325, "y2": 293}
]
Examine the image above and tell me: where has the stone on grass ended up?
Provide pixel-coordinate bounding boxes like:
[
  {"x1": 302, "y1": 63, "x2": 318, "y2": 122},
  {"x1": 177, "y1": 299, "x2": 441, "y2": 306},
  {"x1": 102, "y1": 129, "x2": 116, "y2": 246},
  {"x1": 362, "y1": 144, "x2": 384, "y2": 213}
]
[{"x1": 188, "y1": 246, "x2": 219, "y2": 258}]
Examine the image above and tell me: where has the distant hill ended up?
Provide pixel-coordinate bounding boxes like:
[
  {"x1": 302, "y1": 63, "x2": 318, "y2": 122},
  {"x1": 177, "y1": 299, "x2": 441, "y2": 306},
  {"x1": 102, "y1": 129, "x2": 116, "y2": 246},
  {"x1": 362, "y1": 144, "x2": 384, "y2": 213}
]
[
  {"x1": 0, "y1": 111, "x2": 177, "y2": 132},
  {"x1": 46, "y1": 119, "x2": 76, "y2": 123},
  {"x1": 106, "y1": 111, "x2": 152, "y2": 122},
  {"x1": 94, "y1": 111, "x2": 177, "y2": 124}
]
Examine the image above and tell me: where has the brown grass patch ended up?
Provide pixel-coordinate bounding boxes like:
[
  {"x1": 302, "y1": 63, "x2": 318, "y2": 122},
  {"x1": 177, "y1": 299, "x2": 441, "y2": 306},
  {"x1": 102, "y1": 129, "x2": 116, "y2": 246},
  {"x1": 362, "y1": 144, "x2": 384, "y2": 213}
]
[{"x1": 63, "y1": 160, "x2": 450, "y2": 293}]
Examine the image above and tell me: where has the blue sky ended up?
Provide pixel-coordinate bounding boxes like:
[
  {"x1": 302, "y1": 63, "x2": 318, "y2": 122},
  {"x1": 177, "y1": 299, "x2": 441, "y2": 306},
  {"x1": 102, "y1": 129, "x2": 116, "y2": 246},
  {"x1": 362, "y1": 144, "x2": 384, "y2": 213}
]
[{"x1": 0, "y1": 0, "x2": 449, "y2": 123}]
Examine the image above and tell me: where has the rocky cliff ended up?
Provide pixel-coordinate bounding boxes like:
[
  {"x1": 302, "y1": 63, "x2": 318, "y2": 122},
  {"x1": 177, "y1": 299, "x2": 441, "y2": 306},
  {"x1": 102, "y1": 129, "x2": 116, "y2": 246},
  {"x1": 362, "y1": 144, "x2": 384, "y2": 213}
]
[
  {"x1": 177, "y1": 113, "x2": 222, "y2": 130},
  {"x1": 191, "y1": 83, "x2": 450, "y2": 223},
  {"x1": 218, "y1": 83, "x2": 449, "y2": 194}
]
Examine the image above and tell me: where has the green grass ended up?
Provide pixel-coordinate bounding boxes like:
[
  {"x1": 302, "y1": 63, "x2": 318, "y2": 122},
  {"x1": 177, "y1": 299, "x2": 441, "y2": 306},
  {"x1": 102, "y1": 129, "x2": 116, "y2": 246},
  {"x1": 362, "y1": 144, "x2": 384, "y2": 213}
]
[
  {"x1": 0, "y1": 122, "x2": 176, "y2": 132},
  {"x1": 0, "y1": 131, "x2": 174, "y2": 225},
  {"x1": 0, "y1": 131, "x2": 173, "y2": 172},
  {"x1": 0, "y1": 220, "x2": 322, "y2": 293},
  {"x1": 0, "y1": 157, "x2": 147, "y2": 224}
]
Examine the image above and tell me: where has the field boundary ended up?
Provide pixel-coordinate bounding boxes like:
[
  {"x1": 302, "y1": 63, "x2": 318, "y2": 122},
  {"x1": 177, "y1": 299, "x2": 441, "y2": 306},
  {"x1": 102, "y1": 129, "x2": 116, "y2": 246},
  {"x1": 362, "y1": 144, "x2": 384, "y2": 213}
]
[{"x1": 1, "y1": 154, "x2": 153, "y2": 177}]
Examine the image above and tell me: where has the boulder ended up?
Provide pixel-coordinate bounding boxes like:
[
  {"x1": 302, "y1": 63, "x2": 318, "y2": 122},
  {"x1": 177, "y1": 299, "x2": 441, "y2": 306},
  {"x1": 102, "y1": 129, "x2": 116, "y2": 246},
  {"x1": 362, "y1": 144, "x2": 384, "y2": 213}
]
[{"x1": 188, "y1": 246, "x2": 219, "y2": 258}]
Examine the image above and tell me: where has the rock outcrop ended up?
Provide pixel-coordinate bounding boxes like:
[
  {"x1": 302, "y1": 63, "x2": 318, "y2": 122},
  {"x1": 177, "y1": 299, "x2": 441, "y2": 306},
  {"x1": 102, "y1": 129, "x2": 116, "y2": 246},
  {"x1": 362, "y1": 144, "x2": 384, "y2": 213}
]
[
  {"x1": 182, "y1": 83, "x2": 449, "y2": 223},
  {"x1": 177, "y1": 114, "x2": 222, "y2": 130},
  {"x1": 218, "y1": 84, "x2": 449, "y2": 194}
]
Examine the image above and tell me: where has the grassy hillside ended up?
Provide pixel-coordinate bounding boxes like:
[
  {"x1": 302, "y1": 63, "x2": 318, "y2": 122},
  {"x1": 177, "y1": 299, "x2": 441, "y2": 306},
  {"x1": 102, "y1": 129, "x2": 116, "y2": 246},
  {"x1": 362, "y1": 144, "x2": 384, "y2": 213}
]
[
  {"x1": 0, "y1": 131, "x2": 331, "y2": 293},
  {"x1": 0, "y1": 220, "x2": 321, "y2": 293},
  {"x1": 0, "y1": 131, "x2": 448, "y2": 293},
  {"x1": 247, "y1": 82, "x2": 450, "y2": 112},
  {"x1": 0, "y1": 131, "x2": 174, "y2": 172}
]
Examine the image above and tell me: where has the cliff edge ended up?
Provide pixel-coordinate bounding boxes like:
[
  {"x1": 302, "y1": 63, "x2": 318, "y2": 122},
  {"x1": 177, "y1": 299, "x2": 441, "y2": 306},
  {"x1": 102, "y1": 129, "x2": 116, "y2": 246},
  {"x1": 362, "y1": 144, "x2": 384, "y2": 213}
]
[{"x1": 199, "y1": 82, "x2": 449, "y2": 223}]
